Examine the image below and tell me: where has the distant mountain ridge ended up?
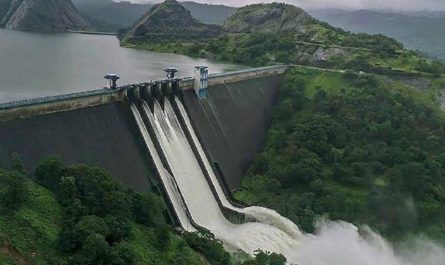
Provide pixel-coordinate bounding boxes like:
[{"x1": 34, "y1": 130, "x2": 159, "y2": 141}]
[
  {"x1": 72, "y1": 0, "x2": 152, "y2": 31},
  {"x1": 310, "y1": 9, "x2": 445, "y2": 62},
  {"x1": 181, "y1": 1, "x2": 236, "y2": 25},
  {"x1": 123, "y1": 0, "x2": 223, "y2": 41},
  {"x1": 72, "y1": 0, "x2": 236, "y2": 32},
  {"x1": 0, "y1": 0, "x2": 90, "y2": 32}
]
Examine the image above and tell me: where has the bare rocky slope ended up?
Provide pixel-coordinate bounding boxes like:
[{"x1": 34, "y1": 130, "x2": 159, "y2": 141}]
[{"x1": 0, "y1": 0, "x2": 90, "y2": 32}]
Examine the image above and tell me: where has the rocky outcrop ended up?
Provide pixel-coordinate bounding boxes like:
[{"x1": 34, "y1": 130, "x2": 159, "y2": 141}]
[
  {"x1": 0, "y1": 0, "x2": 90, "y2": 32},
  {"x1": 124, "y1": 0, "x2": 223, "y2": 41},
  {"x1": 223, "y1": 3, "x2": 314, "y2": 34}
]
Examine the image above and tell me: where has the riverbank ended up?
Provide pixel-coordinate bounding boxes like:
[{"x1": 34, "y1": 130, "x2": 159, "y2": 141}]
[{"x1": 66, "y1": 30, "x2": 117, "y2": 36}]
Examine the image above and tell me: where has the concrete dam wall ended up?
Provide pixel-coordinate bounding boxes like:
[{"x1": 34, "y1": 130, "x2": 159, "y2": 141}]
[
  {"x1": 183, "y1": 76, "x2": 281, "y2": 189},
  {"x1": 0, "y1": 66, "x2": 285, "y2": 194},
  {"x1": 0, "y1": 102, "x2": 154, "y2": 192}
]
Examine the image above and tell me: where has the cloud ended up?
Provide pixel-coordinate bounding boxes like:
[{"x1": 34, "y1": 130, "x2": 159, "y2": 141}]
[{"x1": 139, "y1": 0, "x2": 445, "y2": 11}]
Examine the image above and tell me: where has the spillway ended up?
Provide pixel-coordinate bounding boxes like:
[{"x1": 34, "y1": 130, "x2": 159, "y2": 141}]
[
  {"x1": 130, "y1": 103, "x2": 194, "y2": 231},
  {"x1": 132, "y1": 97, "x2": 303, "y2": 260}
]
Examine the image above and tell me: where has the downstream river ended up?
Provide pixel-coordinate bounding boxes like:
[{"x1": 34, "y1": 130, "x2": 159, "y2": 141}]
[{"x1": 0, "y1": 29, "x2": 241, "y2": 103}]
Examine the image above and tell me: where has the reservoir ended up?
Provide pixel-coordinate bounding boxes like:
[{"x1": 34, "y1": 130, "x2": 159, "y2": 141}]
[{"x1": 0, "y1": 29, "x2": 241, "y2": 103}]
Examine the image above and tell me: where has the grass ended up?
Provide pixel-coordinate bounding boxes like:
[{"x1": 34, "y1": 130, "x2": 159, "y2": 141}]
[
  {"x1": 0, "y1": 180, "x2": 64, "y2": 265},
  {"x1": 0, "y1": 177, "x2": 206, "y2": 265},
  {"x1": 304, "y1": 72, "x2": 350, "y2": 98},
  {"x1": 129, "y1": 224, "x2": 203, "y2": 265}
]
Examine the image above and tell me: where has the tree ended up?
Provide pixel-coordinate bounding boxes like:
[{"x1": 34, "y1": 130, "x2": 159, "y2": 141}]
[
  {"x1": 131, "y1": 192, "x2": 165, "y2": 227},
  {"x1": 82, "y1": 234, "x2": 110, "y2": 264},
  {"x1": 106, "y1": 243, "x2": 135, "y2": 265},
  {"x1": 35, "y1": 155, "x2": 66, "y2": 192},
  {"x1": 104, "y1": 216, "x2": 132, "y2": 243},
  {"x1": 58, "y1": 176, "x2": 77, "y2": 207},
  {"x1": 10, "y1": 152, "x2": 27, "y2": 175},
  {"x1": 155, "y1": 224, "x2": 171, "y2": 250},
  {"x1": 76, "y1": 216, "x2": 110, "y2": 242},
  {"x1": 242, "y1": 250, "x2": 286, "y2": 265},
  {"x1": 0, "y1": 171, "x2": 28, "y2": 210}
]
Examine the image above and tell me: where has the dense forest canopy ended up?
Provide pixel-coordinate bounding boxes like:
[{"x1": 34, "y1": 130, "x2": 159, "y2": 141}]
[
  {"x1": 121, "y1": 1, "x2": 445, "y2": 77},
  {"x1": 0, "y1": 155, "x2": 285, "y2": 264},
  {"x1": 236, "y1": 67, "x2": 445, "y2": 242}
]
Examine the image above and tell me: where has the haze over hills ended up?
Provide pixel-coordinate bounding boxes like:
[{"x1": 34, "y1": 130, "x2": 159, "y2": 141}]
[
  {"x1": 71, "y1": 0, "x2": 236, "y2": 32},
  {"x1": 310, "y1": 9, "x2": 445, "y2": 62},
  {"x1": 0, "y1": 0, "x2": 90, "y2": 32},
  {"x1": 72, "y1": 0, "x2": 151, "y2": 31},
  {"x1": 122, "y1": 0, "x2": 443, "y2": 78},
  {"x1": 123, "y1": 0, "x2": 223, "y2": 41}
]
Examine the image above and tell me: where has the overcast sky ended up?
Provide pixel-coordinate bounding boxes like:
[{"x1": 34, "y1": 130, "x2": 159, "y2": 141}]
[{"x1": 133, "y1": 0, "x2": 445, "y2": 11}]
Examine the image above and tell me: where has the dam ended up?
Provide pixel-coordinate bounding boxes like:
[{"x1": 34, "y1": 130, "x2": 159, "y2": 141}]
[{"x1": 0, "y1": 65, "x2": 303, "y2": 261}]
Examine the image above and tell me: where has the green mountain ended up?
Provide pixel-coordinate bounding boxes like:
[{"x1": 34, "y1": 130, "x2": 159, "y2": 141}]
[
  {"x1": 72, "y1": 0, "x2": 152, "y2": 31},
  {"x1": 122, "y1": 0, "x2": 223, "y2": 42},
  {"x1": 0, "y1": 0, "x2": 90, "y2": 32},
  {"x1": 181, "y1": 1, "x2": 236, "y2": 25},
  {"x1": 310, "y1": 9, "x2": 445, "y2": 62},
  {"x1": 71, "y1": 0, "x2": 235, "y2": 32},
  {"x1": 123, "y1": 1, "x2": 443, "y2": 77},
  {"x1": 223, "y1": 3, "x2": 313, "y2": 33}
]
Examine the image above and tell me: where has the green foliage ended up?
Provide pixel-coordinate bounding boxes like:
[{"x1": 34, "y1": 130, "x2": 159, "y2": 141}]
[
  {"x1": 0, "y1": 157, "x2": 207, "y2": 264},
  {"x1": 10, "y1": 152, "x2": 27, "y2": 175},
  {"x1": 237, "y1": 68, "x2": 445, "y2": 241},
  {"x1": 0, "y1": 170, "x2": 29, "y2": 210},
  {"x1": 82, "y1": 233, "x2": 110, "y2": 264},
  {"x1": 131, "y1": 192, "x2": 165, "y2": 227},
  {"x1": 155, "y1": 224, "x2": 171, "y2": 251},
  {"x1": 242, "y1": 250, "x2": 286, "y2": 265},
  {"x1": 35, "y1": 155, "x2": 66, "y2": 191},
  {"x1": 183, "y1": 230, "x2": 231, "y2": 265},
  {"x1": 0, "y1": 171, "x2": 64, "y2": 264},
  {"x1": 122, "y1": 6, "x2": 445, "y2": 76}
]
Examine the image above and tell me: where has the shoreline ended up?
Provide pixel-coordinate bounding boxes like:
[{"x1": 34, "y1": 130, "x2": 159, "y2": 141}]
[{"x1": 66, "y1": 30, "x2": 117, "y2": 36}]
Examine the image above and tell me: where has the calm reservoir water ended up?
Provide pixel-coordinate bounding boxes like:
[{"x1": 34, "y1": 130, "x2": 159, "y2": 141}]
[{"x1": 0, "y1": 29, "x2": 241, "y2": 103}]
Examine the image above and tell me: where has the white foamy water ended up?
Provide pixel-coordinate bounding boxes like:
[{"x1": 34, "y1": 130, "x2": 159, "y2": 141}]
[
  {"x1": 132, "y1": 99, "x2": 445, "y2": 265},
  {"x1": 292, "y1": 221, "x2": 445, "y2": 265},
  {"x1": 130, "y1": 103, "x2": 194, "y2": 231},
  {"x1": 141, "y1": 99, "x2": 302, "y2": 256}
]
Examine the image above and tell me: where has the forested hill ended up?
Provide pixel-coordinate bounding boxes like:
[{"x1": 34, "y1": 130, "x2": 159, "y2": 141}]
[
  {"x1": 72, "y1": 0, "x2": 152, "y2": 32},
  {"x1": 0, "y1": 156, "x2": 277, "y2": 264},
  {"x1": 310, "y1": 9, "x2": 445, "y2": 63},
  {"x1": 0, "y1": 0, "x2": 90, "y2": 32},
  {"x1": 122, "y1": 1, "x2": 444, "y2": 77},
  {"x1": 71, "y1": 0, "x2": 236, "y2": 32},
  {"x1": 236, "y1": 66, "x2": 445, "y2": 242},
  {"x1": 122, "y1": 0, "x2": 223, "y2": 42},
  {"x1": 181, "y1": 1, "x2": 236, "y2": 25}
]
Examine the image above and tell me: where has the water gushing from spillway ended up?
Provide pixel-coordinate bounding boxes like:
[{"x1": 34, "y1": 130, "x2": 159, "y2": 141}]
[
  {"x1": 292, "y1": 220, "x2": 445, "y2": 265},
  {"x1": 130, "y1": 104, "x2": 195, "y2": 231},
  {"x1": 131, "y1": 98, "x2": 445, "y2": 265},
  {"x1": 141, "y1": 99, "x2": 302, "y2": 257}
]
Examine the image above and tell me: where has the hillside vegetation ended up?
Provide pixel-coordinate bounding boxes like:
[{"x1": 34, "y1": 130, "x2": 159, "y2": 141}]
[
  {"x1": 0, "y1": 155, "x2": 285, "y2": 265},
  {"x1": 122, "y1": 0, "x2": 222, "y2": 43},
  {"x1": 0, "y1": 155, "x2": 205, "y2": 265},
  {"x1": 0, "y1": 0, "x2": 90, "y2": 32},
  {"x1": 71, "y1": 0, "x2": 235, "y2": 32},
  {"x1": 121, "y1": 1, "x2": 444, "y2": 77},
  {"x1": 310, "y1": 9, "x2": 445, "y2": 63},
  {"x1": 235, "y1": 67, "x2": 445, "y2": 241}
]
